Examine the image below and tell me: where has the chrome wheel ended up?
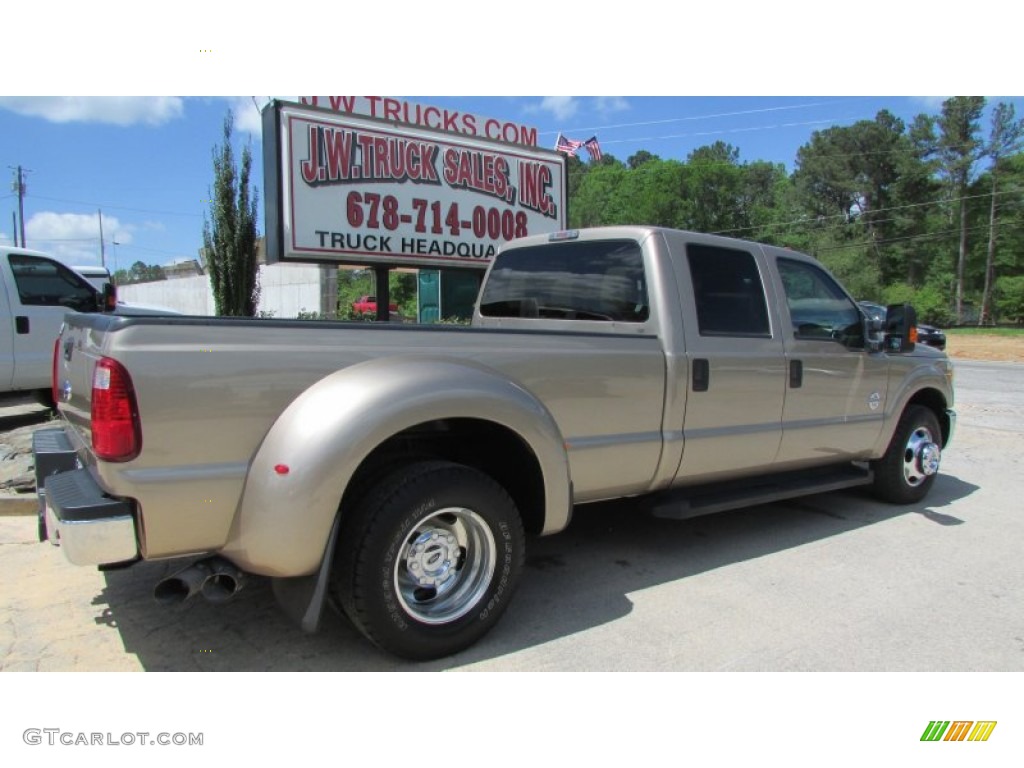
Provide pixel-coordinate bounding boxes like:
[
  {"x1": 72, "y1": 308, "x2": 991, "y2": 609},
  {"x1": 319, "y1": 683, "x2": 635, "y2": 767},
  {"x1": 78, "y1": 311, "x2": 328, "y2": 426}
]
[
  {"x1": 394, "y1": 507, "x2": 496, "y2": 625},
  {"x1": 903, "y1": 425, "x2": 941, "y2": 487},
  {"x1": 334, "y1": 461, "x2": 525, "y2": 659}
]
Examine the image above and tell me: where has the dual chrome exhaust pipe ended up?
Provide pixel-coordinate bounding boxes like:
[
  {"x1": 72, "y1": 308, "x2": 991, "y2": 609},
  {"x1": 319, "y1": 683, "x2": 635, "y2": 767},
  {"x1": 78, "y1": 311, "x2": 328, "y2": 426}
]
[{"x1": 154, "y1": 556, "x2": 247, "y2": 606}]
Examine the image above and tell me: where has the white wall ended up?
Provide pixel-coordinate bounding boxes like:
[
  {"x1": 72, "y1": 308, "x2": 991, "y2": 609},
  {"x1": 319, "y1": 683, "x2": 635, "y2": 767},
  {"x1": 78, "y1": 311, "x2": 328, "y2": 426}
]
[{"x1": 117, "y1": 264, "x2": 329, "y2": 317}]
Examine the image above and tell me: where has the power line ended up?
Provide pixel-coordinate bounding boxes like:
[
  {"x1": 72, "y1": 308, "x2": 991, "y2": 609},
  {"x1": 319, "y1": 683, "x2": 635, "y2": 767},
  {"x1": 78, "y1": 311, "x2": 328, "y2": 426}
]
[
  {"x1": 805, "y1": 220, "x2": 1024, "y2": 254},
  {"x1": 545, "y1": 99, "x2": 866, "y2": 136},
  {"x1": 591, "y1": 115, "x2": 876, "y2": 149},
  {"x1": 708, "y1": 189, "x2": 1020, "y2": 238},
  {"x1": 28, "y1": 194, "x2": 202, "y2": 218}
]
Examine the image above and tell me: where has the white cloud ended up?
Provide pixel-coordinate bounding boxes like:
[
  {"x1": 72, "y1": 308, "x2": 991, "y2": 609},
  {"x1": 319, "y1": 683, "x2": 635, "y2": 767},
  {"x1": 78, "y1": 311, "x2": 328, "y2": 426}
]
[
  {"x1": 227, "y1": 96, "x2": 300, "y2": 137},
  {"x1": 525, "y1": 96, "x2": 581, "y2": 122},
  {"x1": 910, "y1": 96, "x2": 949, "y2": 110},
  {"x1": 24, "y1": 211, "x2": 133, "y2": 266},
  {"x1": 227, "y1": 96, "x2": 271, "y2": 135},
  {"x1": 0, "y1": 97, "x2": 184, "y2": 126},
  {"x1": 593, "y1": 96, "x2": 629, "y2": 115}
]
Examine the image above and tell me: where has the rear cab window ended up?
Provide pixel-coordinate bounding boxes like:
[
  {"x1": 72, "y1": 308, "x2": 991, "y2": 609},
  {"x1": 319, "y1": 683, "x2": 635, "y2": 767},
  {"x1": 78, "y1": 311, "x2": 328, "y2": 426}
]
[
  {"x1": 479, "y1": 239, "x2": 649, "y2": 323},
  {"x1": 686, "y1": 244, "x2": 771, "y2": 337}
]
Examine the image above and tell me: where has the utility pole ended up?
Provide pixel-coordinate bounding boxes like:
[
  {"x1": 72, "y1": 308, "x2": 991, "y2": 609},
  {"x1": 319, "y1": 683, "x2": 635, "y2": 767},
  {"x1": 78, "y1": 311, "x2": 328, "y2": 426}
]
[
  {"x1": 98, "y1": 209, "x2": 106, "y2": 268},
  {"x1": 9, "y1": 165, "x2": 29, "y2": 248},
  {"x1": 10, "y1": 212, "x2": 17, "y2": 248}
]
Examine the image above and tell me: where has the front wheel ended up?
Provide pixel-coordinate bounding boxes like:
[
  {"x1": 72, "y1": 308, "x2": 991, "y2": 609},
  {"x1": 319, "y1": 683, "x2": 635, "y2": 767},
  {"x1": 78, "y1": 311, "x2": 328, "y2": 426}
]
[
  {"x1": 333, "y1": 461, "x2": 525, "y2": 660},
  {"x1": 872, "y1": 405, "x2": 943, "y2": 504}
]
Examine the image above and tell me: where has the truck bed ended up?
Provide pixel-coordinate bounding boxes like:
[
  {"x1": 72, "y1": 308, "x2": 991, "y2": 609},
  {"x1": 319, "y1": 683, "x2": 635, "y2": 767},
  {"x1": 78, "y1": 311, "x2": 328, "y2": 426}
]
[{"x1": 56, "y1": 312, "x2": 667, "y2": 561}]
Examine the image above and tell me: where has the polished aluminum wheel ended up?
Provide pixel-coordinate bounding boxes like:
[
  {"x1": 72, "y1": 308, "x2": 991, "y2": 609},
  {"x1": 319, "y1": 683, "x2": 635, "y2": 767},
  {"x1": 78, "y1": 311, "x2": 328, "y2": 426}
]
[
  {"x1": 394, "y1": 507, "x2": 496, "y2": 625},
  {"x1": 903, "y1": 425, "x2": 941, "y2": 487}
]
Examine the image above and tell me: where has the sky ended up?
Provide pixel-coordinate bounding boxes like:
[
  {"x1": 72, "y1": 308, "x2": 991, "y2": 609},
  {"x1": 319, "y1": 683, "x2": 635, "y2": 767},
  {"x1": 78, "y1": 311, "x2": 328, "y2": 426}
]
[{"x1": 4, "y1": 95, "x2": 1023, "y2": 272}]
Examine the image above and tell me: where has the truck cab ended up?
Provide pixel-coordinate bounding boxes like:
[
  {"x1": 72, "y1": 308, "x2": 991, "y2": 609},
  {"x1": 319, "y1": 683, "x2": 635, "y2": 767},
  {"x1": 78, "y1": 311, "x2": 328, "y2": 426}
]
[{"x1": 0, "y1": 246, "x2": 106, "y2": 399}]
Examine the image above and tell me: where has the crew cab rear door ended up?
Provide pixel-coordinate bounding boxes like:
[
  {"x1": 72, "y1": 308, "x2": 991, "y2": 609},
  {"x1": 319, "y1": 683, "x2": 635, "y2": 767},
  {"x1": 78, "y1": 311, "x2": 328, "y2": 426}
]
[{"x1": 673, "y1": 236, "x2": 787, "y2": 481}]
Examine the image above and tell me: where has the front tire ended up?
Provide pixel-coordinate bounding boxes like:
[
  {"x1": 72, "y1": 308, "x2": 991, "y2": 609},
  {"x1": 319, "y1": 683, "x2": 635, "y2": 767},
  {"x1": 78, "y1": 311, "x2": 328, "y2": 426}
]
[
  {"x1": 333, "y1": 461, "x2": 525, "y2": 660},
  {"x1": 872, "y1": 405, "x2": 943, "y2": 504}
]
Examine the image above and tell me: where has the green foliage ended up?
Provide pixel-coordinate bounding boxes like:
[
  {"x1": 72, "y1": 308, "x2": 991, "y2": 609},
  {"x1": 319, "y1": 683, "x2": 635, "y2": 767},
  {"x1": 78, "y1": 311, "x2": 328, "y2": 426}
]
[
  {"x1": 202, "y1": 113, "x2": 260, "y2": 317},
  {"x1": 390, "y1": 271, "x2": 418, "y2": 317},
  {"x1": 995, "y1": 275, "x2": 1024, "y2": 324},
  {"x1": 946, "y1": 326, "x2": 1024, "y2": 336},
  {"x1": 817, "y1": 245, "x2": 882, "y2": 302},
  {"x1": 627, "y1": 150, "x2": 658, "y2": 169},
  {"x1": 561, "y1": 97, "x2": 1024, "y2": 328},
  {"x1": 336, "y1": 268, "x2": 373, "y2": 319},
  {"x1": 334, "y1": 268, "x2": 418, "y2": 320},
  {"x1": 113, "y1": 261, "x2": 165, "y2": 285},
  {"x1": 880, "y1": 282, "x2": 953, "y2": 326}
]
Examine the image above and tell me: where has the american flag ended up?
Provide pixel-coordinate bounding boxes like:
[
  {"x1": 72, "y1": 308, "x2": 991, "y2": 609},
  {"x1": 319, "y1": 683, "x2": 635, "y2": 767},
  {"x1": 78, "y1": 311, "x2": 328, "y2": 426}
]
[
  {"x1": 555, "y1": 133, "x2": 583, "y2": 156},
  {"x1": 584, "y1": 136, "x2": 602, "y2": 162}
]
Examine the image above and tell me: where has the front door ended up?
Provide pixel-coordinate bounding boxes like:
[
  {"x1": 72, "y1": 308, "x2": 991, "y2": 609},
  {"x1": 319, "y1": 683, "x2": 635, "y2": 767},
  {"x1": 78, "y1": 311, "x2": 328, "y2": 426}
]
[{"x1": 770, "y1": 255, "x2": 889, "y2": 466}]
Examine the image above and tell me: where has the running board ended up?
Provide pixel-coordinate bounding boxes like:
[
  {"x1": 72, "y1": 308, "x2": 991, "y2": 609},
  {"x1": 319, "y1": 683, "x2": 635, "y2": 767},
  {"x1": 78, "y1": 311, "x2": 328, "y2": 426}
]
[{"x1": 649, "y1": 465, "x2": 873, "y2": 521}]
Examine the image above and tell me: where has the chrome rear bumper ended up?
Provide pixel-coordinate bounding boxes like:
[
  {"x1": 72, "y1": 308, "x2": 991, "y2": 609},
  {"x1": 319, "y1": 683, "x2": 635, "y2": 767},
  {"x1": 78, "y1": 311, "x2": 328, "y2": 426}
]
[{"x1": 33, "y1": 428, "x2": 139, "y2": 567}]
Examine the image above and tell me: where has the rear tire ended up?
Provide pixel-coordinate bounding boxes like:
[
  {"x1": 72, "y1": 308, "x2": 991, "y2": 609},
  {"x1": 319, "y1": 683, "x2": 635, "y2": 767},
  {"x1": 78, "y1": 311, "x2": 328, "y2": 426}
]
[
  {"x1": 333, "y1": 461, "x2": 525, "y2": 660},
  {"x1": 872, "y1": 405, "x2": 942, "y2": 504}
]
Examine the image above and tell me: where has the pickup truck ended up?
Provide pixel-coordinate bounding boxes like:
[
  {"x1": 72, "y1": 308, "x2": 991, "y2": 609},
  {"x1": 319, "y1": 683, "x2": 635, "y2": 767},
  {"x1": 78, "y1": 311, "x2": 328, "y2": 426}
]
[
  {"x1": 1, "y1": 246, "x2": 114, "y2": 402},
  {"x1": 34, "y1": 226, "x2": 955, "y2": 660},
  {"x1": 351, "y1": 294, "x2": 398, "y2": 316},
  {"x1": 1, "y1": 247, "x2": 178, "y2": 403}
]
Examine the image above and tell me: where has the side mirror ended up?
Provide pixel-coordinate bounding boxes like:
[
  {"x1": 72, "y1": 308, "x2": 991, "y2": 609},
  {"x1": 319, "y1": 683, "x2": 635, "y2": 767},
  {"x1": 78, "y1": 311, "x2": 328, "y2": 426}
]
[
  {"x1": 101, "y1": 282, "x2": 118, "y2": 313},
  {"x1": 884, "y1": 303, "x2": 917, "y2": 353}
]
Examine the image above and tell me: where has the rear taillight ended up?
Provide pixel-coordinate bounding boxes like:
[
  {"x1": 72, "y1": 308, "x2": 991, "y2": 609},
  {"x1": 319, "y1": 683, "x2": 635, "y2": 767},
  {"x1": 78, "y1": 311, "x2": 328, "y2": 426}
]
[
  {"x1": 51, "y1": 336, "x2": 61, "y2": 406},
  {"x1": 91, "y1": 357, "x2": 141, "y2": 461}
]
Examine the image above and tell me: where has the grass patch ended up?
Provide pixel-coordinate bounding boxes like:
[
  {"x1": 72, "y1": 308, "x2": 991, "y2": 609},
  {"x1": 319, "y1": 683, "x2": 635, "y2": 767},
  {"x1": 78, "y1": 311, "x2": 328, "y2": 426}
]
[{"x1": 946, "y1": 327, "x2": 1024, "y2": 337}]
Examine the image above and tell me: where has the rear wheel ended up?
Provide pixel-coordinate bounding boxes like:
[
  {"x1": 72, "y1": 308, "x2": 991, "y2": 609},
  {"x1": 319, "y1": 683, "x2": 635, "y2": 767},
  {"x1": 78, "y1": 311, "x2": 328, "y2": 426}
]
[
  {"x1": 872, "y1": 405, "x2": 943, "y2": 504},
  {"x1": 333, "y1": 461, "x2": 525, "y2": 660}
]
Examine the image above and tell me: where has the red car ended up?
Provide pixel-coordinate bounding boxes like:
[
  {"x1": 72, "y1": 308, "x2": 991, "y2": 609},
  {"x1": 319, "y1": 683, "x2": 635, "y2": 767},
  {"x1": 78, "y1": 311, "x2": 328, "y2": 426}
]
[{"x1": 351, "y1": 295, "x2": 398, "y2": 315}]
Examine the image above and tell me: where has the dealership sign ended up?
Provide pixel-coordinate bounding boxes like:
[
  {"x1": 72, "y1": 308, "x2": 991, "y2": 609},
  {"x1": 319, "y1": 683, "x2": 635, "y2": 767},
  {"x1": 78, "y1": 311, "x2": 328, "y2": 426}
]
[
  {"x1": 299, "y1": 96, "x2": 541, "y2": 147},
  {"x1": 263, "y1": 100, "x2": 566, "y2": 269}
]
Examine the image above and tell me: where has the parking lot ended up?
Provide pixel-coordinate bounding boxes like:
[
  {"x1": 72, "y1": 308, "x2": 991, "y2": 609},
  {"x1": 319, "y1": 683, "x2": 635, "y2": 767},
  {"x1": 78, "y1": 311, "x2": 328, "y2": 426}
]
[{"x1": 1, "y1": 360, "x2": 1022, "y2": 672}]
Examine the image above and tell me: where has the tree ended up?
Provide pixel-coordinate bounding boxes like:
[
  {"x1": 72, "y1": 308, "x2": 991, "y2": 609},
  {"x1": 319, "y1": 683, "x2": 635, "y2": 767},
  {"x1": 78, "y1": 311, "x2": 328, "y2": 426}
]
[
  {"x1": 627, "y1": 150, "x2": 658, "y2": 170},
  {"x1": 979, "y1": 103, "x2": 1024, "y2": 324},
  {"x1": 791, "y1": 111, "x2": 933, "y2": 284},
  {"x1": 113, "y1": 261, "x2": 166, "y2": 284},
  {"x1": 202, "y1": 114, "x2": 260, "y2": 316},
  {"x1": 682, "y1": 142, "x2": 744, "y2": 233},
  {"x1": 918, "y1": 97, "x2": 986, "y2": 321},
  {"x1": 995, "y1": 275, "x2": 1024, "y2": 324}
]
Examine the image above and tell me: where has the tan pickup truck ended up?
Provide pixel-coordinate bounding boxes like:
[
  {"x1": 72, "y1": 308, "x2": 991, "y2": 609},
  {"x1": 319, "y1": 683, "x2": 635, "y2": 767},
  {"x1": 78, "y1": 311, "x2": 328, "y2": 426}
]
[{"x1": 34, "y1": 226, "x2": 955, "y2": 660}]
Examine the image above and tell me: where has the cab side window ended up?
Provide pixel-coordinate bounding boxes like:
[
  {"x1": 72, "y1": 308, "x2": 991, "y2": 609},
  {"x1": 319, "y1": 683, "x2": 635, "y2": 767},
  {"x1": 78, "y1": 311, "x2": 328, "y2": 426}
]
[
  {"x1": 686, "y1": 244, "x2": 770, "y2": 337},
  {"x1": 777, "y1": 258, "x2": 864, "y2": 348},
  {"x1": 8, "y1": 254, "x2": 98, "y2": 310}
]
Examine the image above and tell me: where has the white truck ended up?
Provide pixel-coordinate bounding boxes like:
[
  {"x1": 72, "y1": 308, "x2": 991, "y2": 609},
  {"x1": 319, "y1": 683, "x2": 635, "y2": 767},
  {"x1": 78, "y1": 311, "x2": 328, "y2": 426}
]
[{"x1": 0, "y1": 246, "x2": 114, "y2": 402}]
